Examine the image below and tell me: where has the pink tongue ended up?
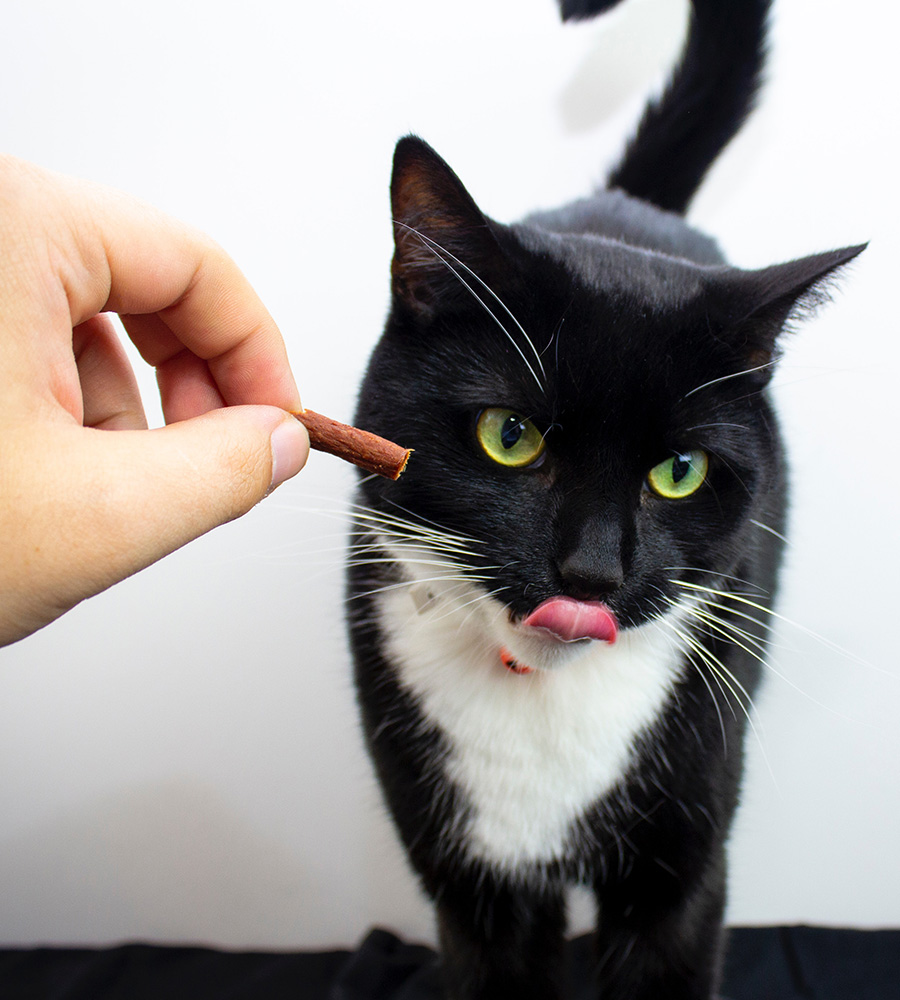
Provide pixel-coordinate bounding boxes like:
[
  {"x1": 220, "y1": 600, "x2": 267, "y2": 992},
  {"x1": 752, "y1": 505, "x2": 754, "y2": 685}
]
[{"x1": 522, "y1": 597, "x2": 618, "y2": 644}]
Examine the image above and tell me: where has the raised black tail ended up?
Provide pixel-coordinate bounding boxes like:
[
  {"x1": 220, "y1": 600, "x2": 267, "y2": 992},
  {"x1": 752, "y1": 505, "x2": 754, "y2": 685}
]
[{"x1": 560, "y1": 0, "x2": 772, "y2": 215}]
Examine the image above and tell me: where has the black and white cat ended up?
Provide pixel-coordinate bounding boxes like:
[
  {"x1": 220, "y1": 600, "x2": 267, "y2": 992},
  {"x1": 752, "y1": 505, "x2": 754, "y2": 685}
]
[{"x1": 346, "y1": 1, "x2": 862, "y2": 997}]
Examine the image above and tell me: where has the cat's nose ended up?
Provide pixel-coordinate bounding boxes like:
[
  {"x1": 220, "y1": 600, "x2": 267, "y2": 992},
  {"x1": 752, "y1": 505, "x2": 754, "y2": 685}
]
[
  {"x1": 556, "y1": 512, "x2": 630, "y2": 601},
  {"x1": 558, "y1": 552, "x2": 624, "y2": 601}
]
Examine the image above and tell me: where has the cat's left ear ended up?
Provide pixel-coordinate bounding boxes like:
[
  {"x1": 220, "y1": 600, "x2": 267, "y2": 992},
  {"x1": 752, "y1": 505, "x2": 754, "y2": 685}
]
[
  {"x1": 712, "y1": 244, "x2": 866, "y2": 375},
  {"x1": 390, "y1": 136, "x2": 506, "y2": 319}
]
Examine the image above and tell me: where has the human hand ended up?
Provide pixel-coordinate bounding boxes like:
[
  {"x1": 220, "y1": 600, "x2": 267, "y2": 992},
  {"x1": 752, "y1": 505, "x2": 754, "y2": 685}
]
[{"x1": 0, "y1": 155, "x2": 309, "y2": 646}]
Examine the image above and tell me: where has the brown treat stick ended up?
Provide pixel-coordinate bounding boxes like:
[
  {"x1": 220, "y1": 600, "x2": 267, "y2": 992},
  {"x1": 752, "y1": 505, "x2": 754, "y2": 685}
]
[{"x1": 291, "y1": 409, "x2": 412, "y2": 480}]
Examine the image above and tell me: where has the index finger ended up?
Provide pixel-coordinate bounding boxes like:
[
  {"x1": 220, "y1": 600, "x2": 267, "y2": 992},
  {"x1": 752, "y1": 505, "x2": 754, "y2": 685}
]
[
  {"x1": 113, "y1": 238, "x2": 301, "y2": 414},
  {"x1": 27, "y1": 159, "x2": 302, "y2": 414}
]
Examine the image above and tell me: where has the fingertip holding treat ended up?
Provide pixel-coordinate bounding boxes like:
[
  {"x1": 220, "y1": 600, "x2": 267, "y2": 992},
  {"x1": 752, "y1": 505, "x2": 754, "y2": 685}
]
[{"x1": 268, "y1": 417, "x2": 309, "y2": 492}]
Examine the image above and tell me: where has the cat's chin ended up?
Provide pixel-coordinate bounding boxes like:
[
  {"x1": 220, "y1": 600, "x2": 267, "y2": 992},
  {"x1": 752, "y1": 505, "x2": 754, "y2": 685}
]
[
  {"x1": 494, "y1": 596, "x2": 620, "y2": 673},
  {"x1": 499, "y1": 634, "x2": 598, "y2": 673},
  {"x1": 496, "y1": 618, "x2": 610, "y2": 675}
]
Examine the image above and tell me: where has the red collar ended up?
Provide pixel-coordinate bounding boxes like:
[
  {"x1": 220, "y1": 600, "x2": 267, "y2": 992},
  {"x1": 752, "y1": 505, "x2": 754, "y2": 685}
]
[{"x1": 499, "y1": 645, "x2": 534, "y2": 675}]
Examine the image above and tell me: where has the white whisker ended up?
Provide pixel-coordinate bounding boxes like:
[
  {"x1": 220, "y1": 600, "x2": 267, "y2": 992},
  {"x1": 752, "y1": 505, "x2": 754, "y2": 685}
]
[
  {"x1": 675, "y1": 601, "x2": 771, "y2": 658},
  {"x1": 426, "y1": 584, "x2": 511, "y2": 630},
  {"x1": 682, "y1": 361, "x2": 776, "y2": 400},
  {"x1": 683, "y1": 422, "x2": 751, "y2": 433},
  {"x1": 648, "y1": 614, "x2": 729, "y2": 755},
  {"x1": 673, "y1": 580, "x2": 883, "y2": 673},
  {"x1": 393, "y1": 220, "x2": 546, "y2": 393},
  {"x1": 667, "y1": 585, "x2": 879, "y2": 723},
  {"x1": 699, "y1": 641, "x2": 773, "y2": 784},
  {"x1": 348, "y1": 573, "x2": 491, "y2": 604},
  {"x1": 749, "y1": 518, "x2": 790, "y2": 545},
  {"x1": 345, "y1": 557, "x2": 499, "y2": 572},
  {"x1": 662, "y1": 566, "x2": 769, "y2": 595}
]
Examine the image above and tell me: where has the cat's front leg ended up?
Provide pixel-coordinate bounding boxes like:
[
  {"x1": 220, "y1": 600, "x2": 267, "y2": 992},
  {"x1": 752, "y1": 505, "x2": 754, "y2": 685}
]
[
  {"x1": 592, "y1": 857, "x2": 727, "y2": 1000},
  {"x1": 435, "y1": 879, "x2": 567, "y2": 1000}
]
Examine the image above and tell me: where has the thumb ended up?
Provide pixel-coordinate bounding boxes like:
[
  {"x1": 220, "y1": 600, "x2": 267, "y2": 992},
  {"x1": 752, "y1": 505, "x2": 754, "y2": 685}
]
[
  {"x1": 114, "y1": 403, "x2": 310, "y2": 539},
  {"x1": 75, "y1": 405, "x2": 310, "y2": 574},
  {"x1": 0, "y1": 407, "x2": 308, "y2": 645}
]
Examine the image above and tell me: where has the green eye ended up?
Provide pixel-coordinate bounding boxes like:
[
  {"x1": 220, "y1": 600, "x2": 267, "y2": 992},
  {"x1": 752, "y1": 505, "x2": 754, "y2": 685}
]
[
  {"x1": 647, "y1": 450, "x2": 709, "y2": 499},
  {"x1": 476, "y1": 408, "x2": 546, "y2": 468}
]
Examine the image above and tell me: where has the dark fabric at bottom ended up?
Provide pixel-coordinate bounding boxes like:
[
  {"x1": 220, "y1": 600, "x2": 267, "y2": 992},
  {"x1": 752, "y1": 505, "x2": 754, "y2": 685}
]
[
  {"x1": 0, "y1": 925, "x2": 897, "y2": 999},
  {"x1": 722, "y1": 926, "x2": 900, "y2": 1000}
]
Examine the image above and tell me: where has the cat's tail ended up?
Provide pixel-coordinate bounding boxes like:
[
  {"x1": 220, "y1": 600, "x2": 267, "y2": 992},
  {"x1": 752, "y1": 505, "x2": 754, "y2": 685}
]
[{"x1": 559, "y1": 0, "x2": 772, "y2": 215}]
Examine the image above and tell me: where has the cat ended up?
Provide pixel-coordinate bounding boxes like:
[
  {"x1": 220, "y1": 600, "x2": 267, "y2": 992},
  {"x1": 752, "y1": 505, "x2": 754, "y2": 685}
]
[{"x1": 346, "y1": 1, "x2": 863, "y2": 997}]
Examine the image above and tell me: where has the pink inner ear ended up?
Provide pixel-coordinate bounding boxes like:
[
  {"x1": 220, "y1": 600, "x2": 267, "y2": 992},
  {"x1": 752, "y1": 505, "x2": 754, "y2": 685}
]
[{"x1": 522, "y1": 597, "x2": 618, "y2": 644}]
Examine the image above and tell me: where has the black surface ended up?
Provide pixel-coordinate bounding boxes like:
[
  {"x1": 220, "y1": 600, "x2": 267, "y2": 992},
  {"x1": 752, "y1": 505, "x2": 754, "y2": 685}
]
[{"x1": 0, "y1": 926, "x2": 897, "y2": 999}]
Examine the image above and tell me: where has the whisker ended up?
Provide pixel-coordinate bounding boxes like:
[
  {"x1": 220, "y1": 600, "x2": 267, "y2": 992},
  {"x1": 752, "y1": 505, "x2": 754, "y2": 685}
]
[
  {"x1": 345, "y1": 557, "x2": 500, "y2": 572},
  {"x1": 678, "y1": 606, "x2": 773, "y2": 673},
  {"x1": 667, "y1": 583, "x2": 884, "y2": 724},
  {"x1": 682, "y1": 422, "x2": 751, "y2": 433},
  {"x1": 670, "y1": 620, "x2": 743, "y2": 721},
  {"x1": 415, "y1": 580, "x2": 481, "y2": 617},
  {"x1": 346, "y1": 513, "x2": 483, "y2": 559},
  {"x1": 554, "y1": 315, "x2": 564, "y2": 375},
  {"x1": 682, "y1": 361, "x2": 777, "y2": 400},
  {"x1": 383, "y1": 498, "x2": 486, "y2": 547},
  {"x1": 347, "y1": 573, "x2": 493, "y2": 604},
  {"x1": 749, "y1": 518, "x2": 790, "y2": 545},
  {"x1": 684, "y1": 600, "x2": 862, "y2": 721},
  {"x1": 673, "y1": 580, "x2": 882, "y2": 673},
  {"x1": 662, "y1": 566, "x2": 769, "y2": 595},
  {"x1": 667, "y1": 588, "x2": 778, "y2": 635},
  {"x1": 277, "y1": 493, "x2": 483, "y2": 555},
  {"x1": 662, "y1": 607, "x2": 777, "y2": 786},
  {"x1": 426, "y1": 584, "x2": 511, "y2": 630},
  {"x1": 647, "y1": 613, "x2": 729, "y2": 756},
  {"x1": 393, "y1": 221, "x2": 546, "y2": 393},
  {"x1": 706, "y1": 449, "x2": 753, "y2": 501}
]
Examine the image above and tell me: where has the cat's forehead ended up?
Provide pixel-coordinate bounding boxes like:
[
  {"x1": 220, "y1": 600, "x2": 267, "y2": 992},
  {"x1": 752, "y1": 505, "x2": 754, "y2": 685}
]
[
  {"x1": 512, "y1": 224, "x2": 713, "y2": 311},
  {"x1": 492, "y1": 227, "x2": 730, "y2": 405}
]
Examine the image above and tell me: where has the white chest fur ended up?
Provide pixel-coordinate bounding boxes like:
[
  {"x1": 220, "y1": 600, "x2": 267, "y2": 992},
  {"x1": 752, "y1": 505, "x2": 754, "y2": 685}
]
[{"x1": 375, "y1": 571, "x2": 686, "y2": 874}]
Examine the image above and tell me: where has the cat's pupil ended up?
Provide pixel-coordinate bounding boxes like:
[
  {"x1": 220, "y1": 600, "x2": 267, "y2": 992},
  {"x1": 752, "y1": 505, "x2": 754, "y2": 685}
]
[
  {"x1": 501, "y1": 415, "x2": 524, "y2": 450},
  {"x1": 672, "y1": 455, "x2": 692, "y2": 483}
]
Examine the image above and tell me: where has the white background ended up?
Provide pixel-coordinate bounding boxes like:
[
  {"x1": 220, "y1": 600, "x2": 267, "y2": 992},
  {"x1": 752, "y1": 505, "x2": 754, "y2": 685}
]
[{"x1": 0, "y1": 0, "x2": 897, "y2": 949}]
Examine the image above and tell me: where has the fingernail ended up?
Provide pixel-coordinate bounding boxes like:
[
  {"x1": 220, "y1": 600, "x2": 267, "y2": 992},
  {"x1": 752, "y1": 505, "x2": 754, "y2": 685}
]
[{"x1": 268, "y1": 418, "x2": 308, "y2": 493}]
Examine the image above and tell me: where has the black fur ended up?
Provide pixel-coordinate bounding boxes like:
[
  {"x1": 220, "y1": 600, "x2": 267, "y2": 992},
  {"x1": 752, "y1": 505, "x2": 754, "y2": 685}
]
[
  {"x1": 564, "y1": 0, "x2": 773, "y2": 215},
  {"x1": 346, "y1": 3, "x2": 863, "y2": 998},
  {"x1": 558, "y1": 0, "x2": 626, "y2": 22}
]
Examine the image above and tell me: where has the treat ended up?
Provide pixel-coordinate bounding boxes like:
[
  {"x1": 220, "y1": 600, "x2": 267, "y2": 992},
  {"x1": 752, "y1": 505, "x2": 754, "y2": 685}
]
[{"x1": 291, "y1": 409, "x2": 411, "y2": 480}]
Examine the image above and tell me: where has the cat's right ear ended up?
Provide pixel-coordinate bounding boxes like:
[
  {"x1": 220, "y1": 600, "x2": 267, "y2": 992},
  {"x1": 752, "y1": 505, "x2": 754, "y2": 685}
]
[
  {"x1": 707, "y1": 243, "x2": 866, "y2": 378},
  {"x1": 390, "y1": 136, "x2": 504, "y2": 319}
]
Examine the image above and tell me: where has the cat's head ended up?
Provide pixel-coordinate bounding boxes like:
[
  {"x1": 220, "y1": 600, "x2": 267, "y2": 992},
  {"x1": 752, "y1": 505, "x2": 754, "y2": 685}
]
[{"x1": 353, "y1": 136, "x2": 862, "y2": 668}]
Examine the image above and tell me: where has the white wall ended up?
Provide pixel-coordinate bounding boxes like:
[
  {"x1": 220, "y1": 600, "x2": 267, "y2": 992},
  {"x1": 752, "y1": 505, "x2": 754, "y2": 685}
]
[{"x1": 0, "y1": 0, "x2": 896, "y2": 949}]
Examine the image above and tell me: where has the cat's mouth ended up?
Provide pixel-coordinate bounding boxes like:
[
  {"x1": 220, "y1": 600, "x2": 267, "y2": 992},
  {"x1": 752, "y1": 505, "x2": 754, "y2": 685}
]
[
  {"x1": 520, "y1": 597, "x2": 618, "y2": 645},
  {"x1": 497, "y1": 597, "x2": 619, "y2": 675}
]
